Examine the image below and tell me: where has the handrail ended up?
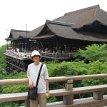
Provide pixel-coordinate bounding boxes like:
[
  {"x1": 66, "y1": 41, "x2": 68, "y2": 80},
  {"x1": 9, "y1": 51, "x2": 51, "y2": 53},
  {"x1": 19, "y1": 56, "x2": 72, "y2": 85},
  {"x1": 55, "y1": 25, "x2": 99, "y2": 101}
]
[
  {"x1": 0, "y1": 74, "x2": 107, "y2": 85},
  {"x1": 1, "y1": 74, "x2": 107, "y2": 107}
]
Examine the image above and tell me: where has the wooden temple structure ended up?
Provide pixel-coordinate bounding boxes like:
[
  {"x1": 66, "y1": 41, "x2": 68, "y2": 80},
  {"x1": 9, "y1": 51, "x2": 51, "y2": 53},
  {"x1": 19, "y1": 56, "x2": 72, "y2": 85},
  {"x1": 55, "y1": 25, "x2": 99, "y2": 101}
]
[{"x1": 5, "y1": 5, "x2": 107, "y2": 71}]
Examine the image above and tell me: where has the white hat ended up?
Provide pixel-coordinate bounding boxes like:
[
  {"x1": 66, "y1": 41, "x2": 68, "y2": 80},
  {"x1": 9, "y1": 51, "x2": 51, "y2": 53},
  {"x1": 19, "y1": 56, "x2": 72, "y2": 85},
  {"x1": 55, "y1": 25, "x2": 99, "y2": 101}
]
[{"x1": 31, "y1": 50, "x2": 41, "y2": 57}]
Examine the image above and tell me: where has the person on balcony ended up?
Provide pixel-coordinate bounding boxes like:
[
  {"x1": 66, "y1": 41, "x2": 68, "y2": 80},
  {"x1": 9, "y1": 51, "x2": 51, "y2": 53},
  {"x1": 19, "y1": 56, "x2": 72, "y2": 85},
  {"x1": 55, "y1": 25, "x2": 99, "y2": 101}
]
[
  {"x1": 45, "y1": 47, "x2": 48, "y2": 53},
  {"x1": 27, "y1": 50, "x2": 50, "y2": 107}
]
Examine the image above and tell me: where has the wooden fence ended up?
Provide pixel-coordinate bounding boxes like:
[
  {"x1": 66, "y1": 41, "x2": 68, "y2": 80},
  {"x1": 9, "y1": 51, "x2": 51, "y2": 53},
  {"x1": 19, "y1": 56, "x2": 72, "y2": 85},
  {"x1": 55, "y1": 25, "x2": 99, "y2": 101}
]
[{"x1": 1, "y1": 74, "x2": 107, "y2": 107}]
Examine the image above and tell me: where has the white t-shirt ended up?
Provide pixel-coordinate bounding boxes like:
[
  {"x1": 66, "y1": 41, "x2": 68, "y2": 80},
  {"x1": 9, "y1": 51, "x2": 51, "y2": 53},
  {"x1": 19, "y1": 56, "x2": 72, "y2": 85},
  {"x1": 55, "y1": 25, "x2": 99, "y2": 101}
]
[{"x1": 27, "y1": 62, "x2": 49, "y2": 93}]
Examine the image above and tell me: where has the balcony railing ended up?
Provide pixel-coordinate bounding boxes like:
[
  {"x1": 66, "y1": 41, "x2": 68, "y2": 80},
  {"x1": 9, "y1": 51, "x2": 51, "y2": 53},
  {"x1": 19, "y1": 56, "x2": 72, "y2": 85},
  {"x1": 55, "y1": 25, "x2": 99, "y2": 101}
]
[
  {"x1": 41, "y1": 52, "x2": 73, "y2": 60},
  {"x1": 5, "y1": 49, "x2": 31, "y2": 60},
  {"x1": 5, "y1": 49, "x2": 74, "y2": 60}
]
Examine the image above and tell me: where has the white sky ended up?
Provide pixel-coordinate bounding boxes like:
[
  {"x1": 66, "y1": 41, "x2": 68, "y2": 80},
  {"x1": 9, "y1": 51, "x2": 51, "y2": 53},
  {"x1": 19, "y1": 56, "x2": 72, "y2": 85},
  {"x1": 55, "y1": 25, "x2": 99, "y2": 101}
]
[{"x1": 0, "y1": 0, "x2": 107, "y2": 46}]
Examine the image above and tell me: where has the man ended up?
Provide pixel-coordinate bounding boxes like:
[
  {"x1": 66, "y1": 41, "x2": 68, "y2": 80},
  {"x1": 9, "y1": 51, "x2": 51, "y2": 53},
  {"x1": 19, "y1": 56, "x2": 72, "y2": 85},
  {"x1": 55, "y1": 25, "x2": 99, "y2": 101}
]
[{"x1": 27, "y1": 50, "x2": 50, "y2": 107}]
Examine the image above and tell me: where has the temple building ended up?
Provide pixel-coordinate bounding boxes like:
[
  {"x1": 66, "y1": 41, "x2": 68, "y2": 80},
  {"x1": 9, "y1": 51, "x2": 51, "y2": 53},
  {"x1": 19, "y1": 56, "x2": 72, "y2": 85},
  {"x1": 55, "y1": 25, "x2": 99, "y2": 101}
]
[{"x1": 5, "y1": 5, "x2": 107, "y2": 71}]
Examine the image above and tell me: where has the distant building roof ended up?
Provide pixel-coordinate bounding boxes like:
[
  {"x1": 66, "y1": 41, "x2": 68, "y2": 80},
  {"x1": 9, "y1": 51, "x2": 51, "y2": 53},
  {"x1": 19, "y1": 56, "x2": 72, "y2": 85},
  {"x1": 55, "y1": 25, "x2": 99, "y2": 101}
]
[
  {"x1": 55, "y1": 5, "x2": 107, "y2": 28},
  {"x1": 32, "y1": 20, "x2": 107, "y2": 42},
  {"x1": 6, "y1": 29, "x2": 31, "y2": 40},
  {"x1": 6, "y1": 5, "x2": 107, "y2": 43},
  {"x1": 30, "y1": 5, "x2": 107, "y2": 43}
]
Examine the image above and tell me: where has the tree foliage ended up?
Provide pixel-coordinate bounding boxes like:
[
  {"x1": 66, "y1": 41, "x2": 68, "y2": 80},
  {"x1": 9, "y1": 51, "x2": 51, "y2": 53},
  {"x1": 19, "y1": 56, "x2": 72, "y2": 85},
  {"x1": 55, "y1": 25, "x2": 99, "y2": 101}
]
[{"x1": 76, "y1": 44, "x2": 107, "y2": 62}]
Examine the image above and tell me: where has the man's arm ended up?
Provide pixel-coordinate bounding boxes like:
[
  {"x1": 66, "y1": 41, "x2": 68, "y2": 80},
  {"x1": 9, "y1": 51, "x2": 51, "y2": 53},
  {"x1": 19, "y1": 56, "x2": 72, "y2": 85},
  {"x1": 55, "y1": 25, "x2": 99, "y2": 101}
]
[{"x1": 46, "y1": 79, "x2": 49, "y2": 92}]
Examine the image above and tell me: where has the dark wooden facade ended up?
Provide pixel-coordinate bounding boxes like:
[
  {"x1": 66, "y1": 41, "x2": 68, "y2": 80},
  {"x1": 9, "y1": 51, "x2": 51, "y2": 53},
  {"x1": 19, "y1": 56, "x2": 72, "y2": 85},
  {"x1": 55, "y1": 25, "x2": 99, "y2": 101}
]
[{"x1": 5, "y1": 5, "x2": 107, "y2": 71}]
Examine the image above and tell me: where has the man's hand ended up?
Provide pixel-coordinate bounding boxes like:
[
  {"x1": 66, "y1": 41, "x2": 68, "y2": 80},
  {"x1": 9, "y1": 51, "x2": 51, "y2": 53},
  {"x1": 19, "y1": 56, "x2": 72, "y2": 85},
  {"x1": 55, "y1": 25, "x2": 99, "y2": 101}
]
[
  {"x1": 46, "y1": 91, "x2": 50, "y2": 98},
  {"x1": 28, "y1": 79, "x2": 33, "y2": 89}
]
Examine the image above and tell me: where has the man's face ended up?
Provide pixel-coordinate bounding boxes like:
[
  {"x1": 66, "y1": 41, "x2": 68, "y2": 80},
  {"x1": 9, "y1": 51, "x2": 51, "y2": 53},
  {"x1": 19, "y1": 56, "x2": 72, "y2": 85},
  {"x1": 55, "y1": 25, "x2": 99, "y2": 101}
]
[{"x1": 32, "y1": 55, "x2": 40, "y2": 63}]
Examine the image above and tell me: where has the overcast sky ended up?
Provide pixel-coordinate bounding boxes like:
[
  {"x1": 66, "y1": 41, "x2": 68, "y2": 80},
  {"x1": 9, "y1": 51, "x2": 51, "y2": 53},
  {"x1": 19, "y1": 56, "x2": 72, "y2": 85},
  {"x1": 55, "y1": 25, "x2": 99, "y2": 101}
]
[{"x1": 0, "y1": 0, "x2": 107, "y2": 46}]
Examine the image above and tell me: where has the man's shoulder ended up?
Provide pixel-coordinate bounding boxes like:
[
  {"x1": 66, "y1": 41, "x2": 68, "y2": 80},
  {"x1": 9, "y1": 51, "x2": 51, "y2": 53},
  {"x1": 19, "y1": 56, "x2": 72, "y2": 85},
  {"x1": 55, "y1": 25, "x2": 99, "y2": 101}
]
[
  {"x1": 42, "y1": 63, "x2": 47, "y2": 67},
  {"x1": 28, "y1": 63, "x2": 34, "y2": 67}
]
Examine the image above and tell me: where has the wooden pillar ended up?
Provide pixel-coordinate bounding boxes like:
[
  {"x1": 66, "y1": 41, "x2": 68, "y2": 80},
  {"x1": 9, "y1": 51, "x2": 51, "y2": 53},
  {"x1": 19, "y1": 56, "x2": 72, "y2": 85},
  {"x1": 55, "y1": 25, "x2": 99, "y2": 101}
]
[
  {"x1": 7, "y1": 41, "x2": 8, "y2": 49},
  {"x1": 63, "y1": 79, "x2": 73, "y2": 105},
  {"x1": 93, "y1": 91, "x2": 103, "y2": 100},
  {"x1": 13, "y1": 41, "x2": 15, "y2": 48},
  {"x1": 11, "y1": 41, "x2": 12, "y2": 47}
]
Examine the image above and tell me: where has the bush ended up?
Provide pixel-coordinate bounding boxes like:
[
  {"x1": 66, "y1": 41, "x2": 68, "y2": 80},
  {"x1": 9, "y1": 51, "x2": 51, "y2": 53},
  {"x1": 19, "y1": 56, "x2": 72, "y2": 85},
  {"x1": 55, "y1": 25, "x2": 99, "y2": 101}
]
[{"x1": 76, "y1": 44, "x2": 107, "y2": 62}]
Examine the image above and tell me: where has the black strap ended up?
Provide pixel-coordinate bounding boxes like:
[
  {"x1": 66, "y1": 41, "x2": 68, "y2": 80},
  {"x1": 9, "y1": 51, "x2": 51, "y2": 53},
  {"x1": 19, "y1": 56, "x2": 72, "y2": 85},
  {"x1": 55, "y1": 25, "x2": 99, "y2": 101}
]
[{"x1": 35, "y1": 63, "x2": 43, "y2": 88}]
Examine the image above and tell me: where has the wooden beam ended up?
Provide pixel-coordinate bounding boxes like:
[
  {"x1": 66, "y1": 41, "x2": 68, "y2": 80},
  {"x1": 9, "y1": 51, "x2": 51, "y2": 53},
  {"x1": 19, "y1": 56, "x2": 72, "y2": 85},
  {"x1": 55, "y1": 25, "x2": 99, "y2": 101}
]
[
  {"x1": 1, "y1": 84, "x2": 107, "y2": 102},
  {"x1": 1, "y1": 74, "x2": 107, "y2": 85},
  {"x1": 47, "y1": 95, "x2": 107, "y2": 107},
  {"x1": 0, "y1": 92, "x2": 27, "y2": 103},
  {"x1": 1, "y1": 93, "x2": 107, "y2": 107}
]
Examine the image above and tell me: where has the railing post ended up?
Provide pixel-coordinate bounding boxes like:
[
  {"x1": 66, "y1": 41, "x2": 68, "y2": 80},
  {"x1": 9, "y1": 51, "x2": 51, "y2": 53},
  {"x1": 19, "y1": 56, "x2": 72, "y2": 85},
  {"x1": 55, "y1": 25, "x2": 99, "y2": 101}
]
[
  {"x1": 63, "y1": 79, "x2": 73, "y2": 105},
  {"x1": 93, "y1": 91, "x2": 103, "y2": 100},
  {"x1": 25, "y1": 99, "x2": 30, "y2": 107}
]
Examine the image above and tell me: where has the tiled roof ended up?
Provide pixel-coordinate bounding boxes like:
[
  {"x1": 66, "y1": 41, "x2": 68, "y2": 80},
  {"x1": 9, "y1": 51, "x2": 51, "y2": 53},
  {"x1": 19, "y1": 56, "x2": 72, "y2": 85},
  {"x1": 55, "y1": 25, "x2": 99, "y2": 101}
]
[{"x1": 7, "y1": 29, "x2": 31, "y2": 40}]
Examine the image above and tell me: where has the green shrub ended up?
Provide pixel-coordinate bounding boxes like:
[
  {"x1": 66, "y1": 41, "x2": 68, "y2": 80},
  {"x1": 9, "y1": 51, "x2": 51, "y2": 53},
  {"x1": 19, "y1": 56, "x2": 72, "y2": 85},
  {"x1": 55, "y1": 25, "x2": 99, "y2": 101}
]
[{"x1": 76, "y1": 44, "x2": 107, "y2": 62}]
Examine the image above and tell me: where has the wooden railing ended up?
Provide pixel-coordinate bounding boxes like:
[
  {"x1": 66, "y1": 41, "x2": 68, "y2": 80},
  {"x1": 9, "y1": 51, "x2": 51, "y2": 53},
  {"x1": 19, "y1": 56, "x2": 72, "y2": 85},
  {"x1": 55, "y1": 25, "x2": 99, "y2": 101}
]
[
  {"x1": 5, "y1": 51, "x2": 73, "y2": 60},
  {"x1": 1, "y1": 74, "x2": 107, "y2": 107},
  {"x1": 41, "y1": 52, "x2": 73, "y2": 60}
]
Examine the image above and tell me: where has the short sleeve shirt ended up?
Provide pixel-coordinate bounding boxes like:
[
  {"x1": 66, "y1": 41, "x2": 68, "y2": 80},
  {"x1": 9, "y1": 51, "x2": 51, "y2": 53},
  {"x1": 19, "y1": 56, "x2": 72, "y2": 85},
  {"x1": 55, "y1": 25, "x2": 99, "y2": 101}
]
[{"x1": 27, "y1": 62, "x2": 49, "y2": 93}]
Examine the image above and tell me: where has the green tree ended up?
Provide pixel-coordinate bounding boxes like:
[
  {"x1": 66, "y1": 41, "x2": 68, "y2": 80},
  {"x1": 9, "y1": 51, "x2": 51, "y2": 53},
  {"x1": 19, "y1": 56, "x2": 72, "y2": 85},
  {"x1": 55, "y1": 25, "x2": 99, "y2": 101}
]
[{"x1": 76, "y1": 44, "x2": 107, "y2": 62}]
